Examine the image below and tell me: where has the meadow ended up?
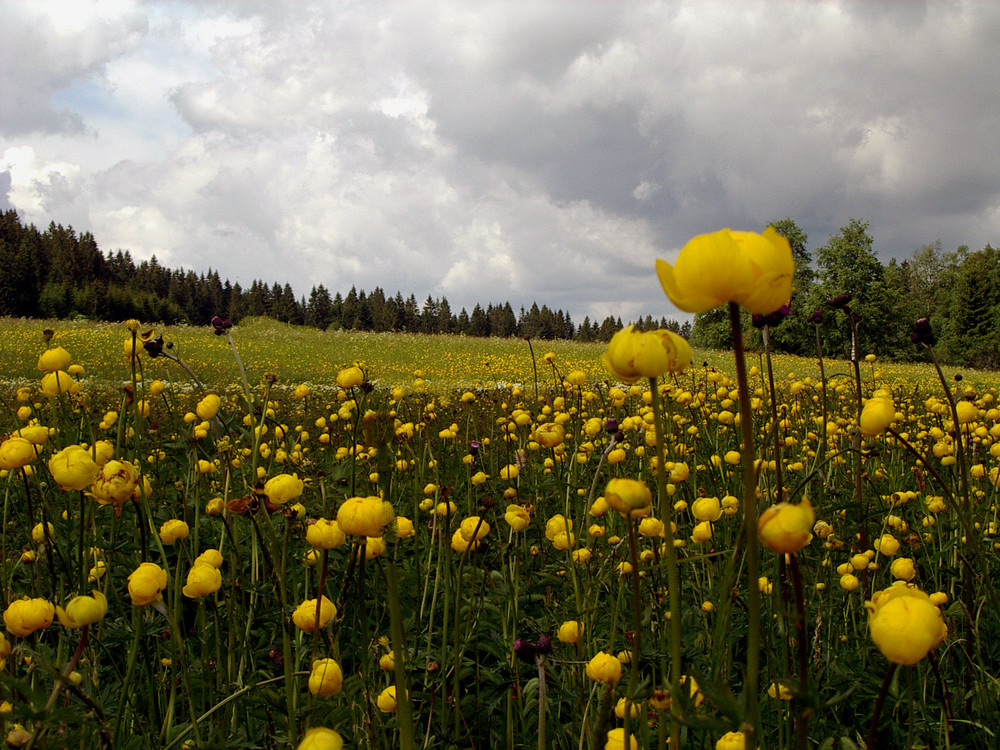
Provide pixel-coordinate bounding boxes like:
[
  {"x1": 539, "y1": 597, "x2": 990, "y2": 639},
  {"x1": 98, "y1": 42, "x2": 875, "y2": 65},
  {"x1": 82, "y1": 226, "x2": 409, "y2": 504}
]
[{"x1": 1, "y1": 313, "x2": 998, "y2": 750}]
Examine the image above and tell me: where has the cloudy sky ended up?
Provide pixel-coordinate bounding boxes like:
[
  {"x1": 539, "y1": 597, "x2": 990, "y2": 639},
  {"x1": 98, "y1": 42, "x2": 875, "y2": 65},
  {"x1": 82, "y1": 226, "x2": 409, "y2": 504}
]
[{"x1": 2, "y1": 1, "x2": 998, "y2": 325}]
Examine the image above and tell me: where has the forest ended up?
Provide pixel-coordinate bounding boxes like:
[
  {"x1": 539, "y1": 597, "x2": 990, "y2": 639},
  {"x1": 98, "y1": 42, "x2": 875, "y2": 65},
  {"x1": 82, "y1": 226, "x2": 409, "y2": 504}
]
[{"x1": 0, "y1": 209, "x2": 997, "y2": 366}]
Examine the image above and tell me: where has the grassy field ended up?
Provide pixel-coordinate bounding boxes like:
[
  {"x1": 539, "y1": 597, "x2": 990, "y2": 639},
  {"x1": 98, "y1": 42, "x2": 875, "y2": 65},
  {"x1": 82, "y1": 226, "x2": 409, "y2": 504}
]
[{"x1": 0, "y1": 316, "x2": 992, "y2": 395}]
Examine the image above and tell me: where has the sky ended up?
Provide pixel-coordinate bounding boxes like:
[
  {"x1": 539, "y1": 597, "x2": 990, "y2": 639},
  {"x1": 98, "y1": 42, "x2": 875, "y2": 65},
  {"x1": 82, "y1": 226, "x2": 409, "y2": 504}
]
[{"x1": 2, "y1": 0, "x2": 999, "y2": 326}]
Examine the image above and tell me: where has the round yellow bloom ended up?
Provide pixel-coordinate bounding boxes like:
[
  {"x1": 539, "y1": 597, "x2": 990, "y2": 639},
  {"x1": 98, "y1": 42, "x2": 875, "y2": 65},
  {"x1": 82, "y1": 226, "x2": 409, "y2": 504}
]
[
  {"x1": 890, "y1": 557, "x2": 917, "y2": 581},
  {"x1": 757, "y1": 497, "x2": 814, "y2": 554},
  {"x1": 866, "y1": 583, "x2": 947, "y2": 665},
  {"x1": 638, "y1": 517, "x2": 664, "y2": 537},
  {"x1": 40, "y1": 370, "x2": 74, "y2": 396},
  {"x1": 195, "y1": 394, "x2": 221, "y2": 420},
  {"x1": 860, "y1": 395, "x2": 896, "y2": 437},
  {"x1": 296, "y1": 727, "x2": 344, "y2": 750},
  {"x1": 557, "y1": 620, "x2": 584, "y2": 644},
  {"x1": 504, "y1": 504, "x2": 531, "y2": 532},
  {"x1": 395, "y1": 516, "x2": 415, "y2": 538},
  {"x1": 544, "y1": 514, "x2": 573, "y2": 541},
  {"x1": 336, "y1": 366, "x2": 364, "y2": 389},
  {"x1": 535, "y1": 422, "x2": 565, "y2": 449},
  {"x1": 499, "y1": 464, "x2": 519, "y2": 481},
  {"x1": 585, "y1": 652, "x2": 623, "y2": 685},
  {"x1": 956, "y1": 400, "x2": 978, "y2": 424},
  {"x1": 602, "y1": 325, "x2": 691, "y2": 384},
  {"x1": 605, "y1": 727, "x2": 638, "y2": 750},
  {"x1": 604, "y1": 477, "x2": 652, "y2": 517},
  {"x1": 692, "y1": 496, "x2": 722, "y2": 522},
  {"x1": 337, "y1": 496, "x2": 390, "y2": 537},
  {"x1": 308, "y1": 658, "x2": 344, "y2": 697},
  {"x1": 0, "y1": 437, "x2": 36, "y2": 470},
  {"x1": 306, "y1": 518, "x2": 347, "y2": 549},
  {"x1": 691, "y1": 520, "x2": 713, "y2": 543},
  {"x1": 4, "y1": 597, "x2": 55, "y2": 637},
  {"x1": 205, "y1": 497, "x2": 225, "y2": 516},
  {"x1": 127, "y1": 562, "x2": 168, "y2": 606},
  {"x1": 182, "y1": 563, "x2": 223, "y2": 598},
  {"x1": 460, "y1": 516, "x2": 490, "y2": 542},
  {"x1": 362, "y1": 536, "x2": 387, "y2": 560},
  {"x1": 656, "y1": 227, "x2": 794, "y2": 315},
  {"x1": 48, "y1": 445, "x2": 99, "y2": 491},
  {"x1": 874, "y1": 534, "x2": 900, "y2": 556},
  {"x1": 37, "y1": 347, "x2": 71, "y2": 372},
  {"x1": 376, "y1": 685, "x2": 398, "y2": 713},
  {"x1": 159, "y1": 519, "x2": 190, "y2": 544},
  {"x1": 194, "y1": 549, "x2": 224, "y2": 568},
  {"x1": 840, "y1": 574, "x2": 860, "y2": 591},
  {"x1": 14, "y1": 425, "x2": 49, "y2": 445},
  {"x1": 31, "y1": 522, "x2": 54, "y2": 544},
  {"x1": 292, "y1": 596, "x2": 336, "y2": 631},
  {"x1": 263, "y1": 473, "x2": 304, "y2": 505},
  {"x1": 90, "y1": 460, "x2": 140, "y2": 507},
  {"x1": 55, "y1": 590, "x2": 108, "y2": 628},
  {"x1": 716, "y1": 731, "x2": 747, "y2": 750}
]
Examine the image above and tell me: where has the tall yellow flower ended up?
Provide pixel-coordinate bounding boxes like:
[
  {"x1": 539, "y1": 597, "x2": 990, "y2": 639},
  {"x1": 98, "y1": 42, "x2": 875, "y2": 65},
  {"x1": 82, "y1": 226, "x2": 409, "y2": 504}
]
[
  {"x1": 866, "y1": 582, "x2": 947, "y2": 665},
  {"x1": 656, "y1": 227, "x2": 793, "y2": 314},
  {"x1": 602, "y1": 326, "x2": 691, "y2": 384}
]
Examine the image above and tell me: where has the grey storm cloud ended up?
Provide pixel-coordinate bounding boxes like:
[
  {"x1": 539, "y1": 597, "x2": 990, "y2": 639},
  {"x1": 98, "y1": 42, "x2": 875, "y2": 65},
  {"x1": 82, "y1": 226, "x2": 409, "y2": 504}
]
[{"x1": 1, "y1": 0, "x2": 998, "y2": 325}]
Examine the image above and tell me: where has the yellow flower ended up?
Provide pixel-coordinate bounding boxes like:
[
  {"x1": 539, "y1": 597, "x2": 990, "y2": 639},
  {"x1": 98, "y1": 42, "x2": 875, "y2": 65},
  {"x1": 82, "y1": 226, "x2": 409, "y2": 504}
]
[
  {"x1": 90, "y1": 460, "x2": 140, "y2": 507},
  {"x1": 308, "y1": 658, "x2": 344, "y2": 697},
  {"x1": 504, "y1": 504, "x2": 531, "y2": 532},
  {"x1": 656, "y1": 227, "x2": 794, "y2": 314},
  {"x1": 860, "y1": 394, "x2": 896, "y2": 437},
  {"x1": 874, "y1": 533, "x2": 900, "y2": 556},
  {"x1": 128, "y1": 562, "x2": 168, "y2": 606},
  {"x1": 182, "y1": 563, "x2": 222, "y2": 598},
  {"x1": 194, "y1": 549, "x2": 224, "y2": 568},
  {"x1": 336, "y1": 366, "x2": 364, "y2": 389},
  {"x1": 716, "y1": 731, "x2": 747, "y2": 750},
  {"x1": 48, "y1": 445, "x2": 99, "y2": 491},
  {"x1": 292, "y1": 596, "x2": 336, "y2": 631},
  {"x1": 337, "y1": 496, "x2": 391, "y2": 537},
  {"x1": 459, "y1": 516, "x2": 490, "y2": 542},
  {"x1": 56, "y1": 590, "x2": 108, "y2": 628},
  {"x1": 451, "y1": 528, "x2": 481, "y2": 553},
  {"x1": 605, "y1": 727, "x2": 638, "y2": 750},
  {"x1": 890, "y1": 557, "x2": 917, "y2": 581},
  {"x1": 13, "y1": 425, "x2": 49, "y2": 445},
  {"x1": 395, "y1": 516, "x2": 415, "y2": 538},
  {"x1": 159, "y1": 519, "x2": 190, "y2": 544},
  {"x1": 955, "y1": 400, "x2": 978, "y2": 424},
  {"x1": 40, "y1": 370, "x2": 74, "y2": 396},
  {"x1": 3, "y1": 597, "x2": 55, "y2": 637},
  {"x1": 604, "y1": 477, "x2": 652, "y2": 517},
  {"x1": 557, "y1": 620, "x2": 584, "y2": 644},
  {"x1": 585, "y1": 652, "x2": 622, "y2": 685},
  {"x1": 195, "y1": 394, "x2": 221, "y2": 420},
  {"x1": 757, "y1": 497, "x2": 814, "y2": 554},
  {"x1": 0, "y1": 437, "x2": 36, "y2": 470},
  {"x1": 205, "y1": 497, "x2": 225, "y2": 516},
  {"x1": 534, "y1": 422, "x2": 565, "y2": 449},
  {"x1": 37, "y1": 347, "x2": 71, "y2": 372},
  {"x1": 306, "y1": 518, "x2": 346, "y2": 549},
  {"x1": 263, "y1": 473, "x2": 304, "y2": 505},
  {"x1": 544, "y1": 514, "x2": 573, "y2": 541},
  {"x1": 691, "y1": 520, "x2": 713, "y2": 543},
  {"x1": 692, "y1": 496, "x2": 722, "y2": 522},
  {"x1": 296, "y1": 727, "x2": 344, "y2": 750},
  {"x1": 31, "y1": 522, "x2": 54, "y2": 544},
  {"x1": 376, "y1": 685, "x2": 398, "y2": 713},
  {"x1": 866, "y1": 582, "x2": 947, "y2": 665},
  {"x1": 602, "y1": 326, "x2": 691, "y2": 384}
]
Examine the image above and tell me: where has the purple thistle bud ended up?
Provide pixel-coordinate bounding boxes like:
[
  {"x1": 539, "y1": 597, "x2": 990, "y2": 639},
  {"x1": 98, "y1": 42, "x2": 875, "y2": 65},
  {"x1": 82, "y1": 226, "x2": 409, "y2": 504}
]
[
  {"x1": 142, "y1": 335, "x2": 164, "y2": 358},
  {"x1": 513, "y1": 639, "x2": 536, "y2": 665},
  {"x1": 911, "y1": 317, "x2": 936, "y2": 346},
  {"x1": 807, "y1": 309, "x2": 823, "y2": 325},
  {"x1": 468, "y1": 441, "x2": 481, "y2": 456},
  {"x1": 211, "y1": 316, "x2": 233, "y2": 336},
  {"x1": 605, "y1": 418, "x2": 619, "y2": 434},
  {"x1": 535, "y1": 634, "x2": 552, "y2": 655},
  {"x1": 826, "y1": 293, "x2": 852, "y2": 310}
]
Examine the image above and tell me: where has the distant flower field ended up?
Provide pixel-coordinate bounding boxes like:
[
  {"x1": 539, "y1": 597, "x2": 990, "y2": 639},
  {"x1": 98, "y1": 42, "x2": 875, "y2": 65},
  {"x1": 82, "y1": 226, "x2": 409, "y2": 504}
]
[{"x1": 1, "y1": 302, "x2": 999, "y2": 749}]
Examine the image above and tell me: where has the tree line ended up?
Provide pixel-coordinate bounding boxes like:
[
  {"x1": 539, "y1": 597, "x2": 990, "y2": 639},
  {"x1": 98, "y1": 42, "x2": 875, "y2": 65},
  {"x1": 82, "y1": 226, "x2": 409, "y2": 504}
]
[
  {"x1": 692, "y1": 218, "x2": 1000, "y2": 368},
  {"x1": 0, "y1": 210, "x2": 688, "y2": 342}
]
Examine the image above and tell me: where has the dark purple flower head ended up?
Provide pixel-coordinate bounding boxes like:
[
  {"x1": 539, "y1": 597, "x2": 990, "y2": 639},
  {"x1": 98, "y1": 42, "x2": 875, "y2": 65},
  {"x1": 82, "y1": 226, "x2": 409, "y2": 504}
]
[
  {"x1": 751, "y1": 304, "x2": 792, "y2": 329},
  {"x1": 535, "y1": 634, "x2": 552, "y2": 655},
  {"x1": 142, "y1": 335, "x2": 164, "y2": 358},
  {"x1": 605, "y1": 418, "x2": 619, "y2": 434},
  {"x1": 826, "y1": 293, "x2": 853, "y2": 310},
  {"x1": 211, "y1": 316, "x2": 233, "y2": 336},
  {"x1": 513, "y1": 639, "x2": 536, "y2": 665},
  {"x1": 911, "y1": 317, "x2": 936, "y2": 346},
  {"x1": 807, "y1": 309, "x2": 823, "y2": 325},
  {"x1": 468, "y1": 441, "x2": 481, "y2": 456}
]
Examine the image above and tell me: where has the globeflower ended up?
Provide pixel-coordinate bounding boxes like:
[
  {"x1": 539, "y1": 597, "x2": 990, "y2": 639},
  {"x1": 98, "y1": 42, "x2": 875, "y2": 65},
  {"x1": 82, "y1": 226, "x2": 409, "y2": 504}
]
[
  {"x1": 55, "y1": 590, "x2": 108, "y2": 628},
  {"x1": 602, "y1": 326, "x2": 691, "y2": 384},
  {"x1": 196, "y1": 394, "x2": 221, "y2": 420},
  {"x1": 336, "y1": 366, "x2": 364, "y2": 389},
  {"x1": 605, "y1": 728, "x2": 638, "y2": 750},
  {"x1": 182, "y1": 563, "x2": 223, "y2": 598},
  {"x1": 90, "y1": 460, "x2": 140, "y2": 508},
  {"x1": 3, "y1": 597, "x2": 55, "y2": 637},
  {"x1": 292, "y1": 596, "x2": 336, "y2": 631},
  {"x1": 0, "y1": 437, "x2": 37, "y2": 470},
  {"x1": 757, "y1": 496, "x2": 814, "y2": 554},
  {"x1": 48, "y1": 445, "x2": 99, "y2": 491},
  {"x1": 860, "y1": 392, "x2": 896, "y2": 437},
  {"x1": 128, "y1": 562, "x2": 168, "y2": 606},
  {"x1": 308, "y1": 658, "x2": 344, "y2": 697},
  {"x1": 337, "y1": 496, "x2": 391, "y2": 537},
  {"x1": 556, "y1": 620, "x2": 584, "y2": 644},
  {"x1": 37, "y1": 347, "x2": 71, "y2": 372},
  {"x1": 504, "y1": 504, "x2": 531, "y2": 532},
  {"x1": 656, "y1": 227, "x2": 794, "y2": 315},
  {"x1": 585, "y1": 651, "x2": 623, "y2": 685},
  {"x1": 40, "y1": 371, "x2": 74, "y2": 396},
  {"x1": 534, "y1": 422, "x2": 565, "y2": 449},
  {"x1": 716, "y1": 732, "x2": 747, "y2": 750},
  {"x1": 159, "y1": 519, "x2": 190, "y2": 544},
  {"x1": 604, "y1": 477, "x2": 652, "y2": 517},
  {"x1": 297, "y1": 727, "x2": 344, "y2": 750},
  {"x1": 306, "y1": 518, "x2": 347, "y2": 549},
  {"x1": 376, "y1": 685, "x2": 398, "y2": 713},
  {"x1": 866, "y1": 582, "x2": 947, "y2": 665},
  {"x1": 263, "y1": 473, "x2": 304, "y2": 505}
]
